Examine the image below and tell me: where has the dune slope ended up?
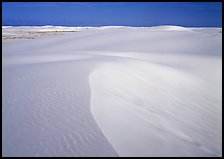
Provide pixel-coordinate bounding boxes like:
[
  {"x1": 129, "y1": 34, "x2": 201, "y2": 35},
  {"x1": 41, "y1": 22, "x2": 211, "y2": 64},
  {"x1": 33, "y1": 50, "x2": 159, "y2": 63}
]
[{"x1": 2, "y1": 26, "x2": 222, "y2": 157}]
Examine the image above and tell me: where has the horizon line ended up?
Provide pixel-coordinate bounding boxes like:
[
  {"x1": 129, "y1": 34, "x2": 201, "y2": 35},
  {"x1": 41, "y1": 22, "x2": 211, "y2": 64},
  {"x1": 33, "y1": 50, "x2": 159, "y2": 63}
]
[{"x1": 2, "y1": 25, "x2": 222, "y2": 28}]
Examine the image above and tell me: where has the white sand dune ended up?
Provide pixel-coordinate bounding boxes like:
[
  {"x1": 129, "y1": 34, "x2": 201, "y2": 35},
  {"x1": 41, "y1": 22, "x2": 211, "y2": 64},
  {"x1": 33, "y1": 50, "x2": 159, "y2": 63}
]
[
  {"x1": 89, "y1": 57, "x2": 221, "y2": 157},
  {"x1": 149, "y1": 25, "x2": 193, "y2": 31},
  {"x1": 2, "y1": 26, "x2": 222, "y2": 157}
]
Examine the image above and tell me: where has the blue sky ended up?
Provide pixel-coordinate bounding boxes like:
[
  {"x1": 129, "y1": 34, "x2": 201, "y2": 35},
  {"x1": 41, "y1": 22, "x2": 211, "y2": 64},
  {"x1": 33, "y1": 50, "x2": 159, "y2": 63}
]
[{"x1": 2, "y1": 2, "x2": 222, "y2": 27}]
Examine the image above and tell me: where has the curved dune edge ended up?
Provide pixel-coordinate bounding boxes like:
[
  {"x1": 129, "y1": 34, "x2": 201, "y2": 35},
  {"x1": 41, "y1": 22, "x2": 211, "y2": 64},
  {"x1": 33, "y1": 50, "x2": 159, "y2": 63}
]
[
  {"x1": 2, "y1": 58, "x2": 119, "y2": 157},
  {"x1": 89, "y1": 56, "x2": 222, "y2": 157}
]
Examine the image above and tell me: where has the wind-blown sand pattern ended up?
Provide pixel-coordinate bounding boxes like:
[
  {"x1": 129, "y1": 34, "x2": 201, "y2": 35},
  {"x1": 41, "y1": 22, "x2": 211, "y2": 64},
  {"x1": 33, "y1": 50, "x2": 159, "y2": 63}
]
[{"x1": 2, "y1": 26, "x2": 222, "y2": 157}]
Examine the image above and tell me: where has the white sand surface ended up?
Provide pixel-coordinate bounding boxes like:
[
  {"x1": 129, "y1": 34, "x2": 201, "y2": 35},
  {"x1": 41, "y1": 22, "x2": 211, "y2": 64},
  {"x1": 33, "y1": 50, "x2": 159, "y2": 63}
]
[{"x1": 2, "y1": 26, "x2": 222, "y2": 157}]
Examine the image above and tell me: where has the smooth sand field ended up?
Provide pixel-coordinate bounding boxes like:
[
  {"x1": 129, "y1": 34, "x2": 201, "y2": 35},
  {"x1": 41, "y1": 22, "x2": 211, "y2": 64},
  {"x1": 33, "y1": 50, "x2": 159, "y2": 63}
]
[{"x1": 2, "y1": 26, "x2": 222, "y2": 157}]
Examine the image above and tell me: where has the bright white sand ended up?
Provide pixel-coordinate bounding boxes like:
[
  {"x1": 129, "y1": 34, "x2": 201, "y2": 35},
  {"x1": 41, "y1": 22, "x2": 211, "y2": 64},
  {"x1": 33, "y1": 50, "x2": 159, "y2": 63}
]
[{"x1": 2, "y1": 26, "x2": 222, "y2": 157}]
